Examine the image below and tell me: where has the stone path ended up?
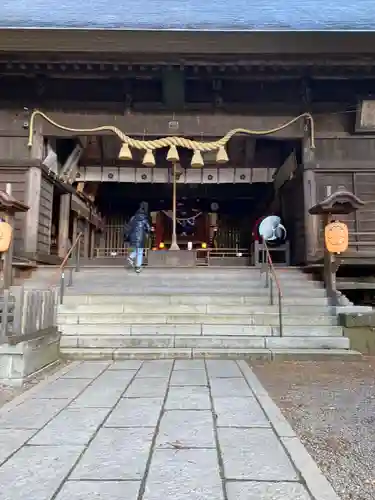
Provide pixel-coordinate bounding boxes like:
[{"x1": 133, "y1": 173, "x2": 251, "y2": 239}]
[{"x1": 0, "y1": 360, "x2": 340, "y2": 500}]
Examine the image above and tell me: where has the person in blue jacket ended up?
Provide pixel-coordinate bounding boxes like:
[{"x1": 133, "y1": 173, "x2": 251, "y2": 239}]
[{"x1": 125, "y1": 202, "x2": 151, "y2": 273}]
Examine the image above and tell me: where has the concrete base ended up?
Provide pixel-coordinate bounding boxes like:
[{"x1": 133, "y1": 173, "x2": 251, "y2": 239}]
[{"x1": 0, "y1": 329, "x2": 61, "y2": 387}]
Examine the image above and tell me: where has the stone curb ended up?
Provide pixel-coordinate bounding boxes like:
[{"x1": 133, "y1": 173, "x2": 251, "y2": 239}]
[
  {"x1": 237, "y1": 360, "x2": 340, "y2": 500},
  {"x1": 0, "y1": 361, "x2": 79, "y2": 415}
]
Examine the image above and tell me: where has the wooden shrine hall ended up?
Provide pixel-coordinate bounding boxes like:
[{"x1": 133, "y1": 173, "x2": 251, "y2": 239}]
[{"x1": 0, "y1": 29, "x2": 375, "y2": 276}]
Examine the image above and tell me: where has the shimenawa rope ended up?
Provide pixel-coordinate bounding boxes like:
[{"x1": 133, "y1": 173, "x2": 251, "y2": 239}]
[{"x1": 27, "y1": 110, "x2": 315, "y2": 154}]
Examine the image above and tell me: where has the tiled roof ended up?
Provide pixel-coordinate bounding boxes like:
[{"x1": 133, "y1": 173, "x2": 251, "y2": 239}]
[{"x1": 0, "y1": 0, "x2": 374, "y2": 30}]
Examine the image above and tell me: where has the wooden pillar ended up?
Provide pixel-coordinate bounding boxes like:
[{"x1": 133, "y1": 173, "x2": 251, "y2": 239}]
[
  {"x1": 90, "y1": 228, "x2": 96, "y2": 259},
  {"x1": 58, "y1": 194, "x2": 71, "y2": 258},
  {"x1": 302, "y1": 125, "x2": 319, "y2": 262},
  {"x1": 155, "y1": 212, "x2": 163, "y2": 247},
  {"x1": 83, "y1": 220, "x2": 90, "y2": 259},
  {"x1": 72, "y1": 214, "x2": 78, "y2": 243},
  {"x1": 24, "y1": 167, "x2": 42, "y2": 254}
]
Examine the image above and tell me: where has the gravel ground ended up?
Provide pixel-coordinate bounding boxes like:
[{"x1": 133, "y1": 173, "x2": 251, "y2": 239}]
[
  {"x1": 0, "y1": 360, "x2": 69, "y2": 409},
  {"x1": 251, "y1": 358, "x2": 375, "y2": 500}
]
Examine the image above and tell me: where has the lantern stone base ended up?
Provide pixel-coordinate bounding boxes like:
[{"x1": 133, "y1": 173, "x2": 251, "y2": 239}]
[{"x1": 0, "y1": 329, "x2": 60, "y2": 387}]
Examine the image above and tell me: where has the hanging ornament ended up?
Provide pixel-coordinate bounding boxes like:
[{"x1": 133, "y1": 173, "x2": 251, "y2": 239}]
[
  {"x1": 142, "y1": 149, "x2": 155, "y2": 167},
  {"x1": 118, "y1": 143, "x2": 132, "y2": 160},
  {"x1": 0, "y1": 221, "x2": 13, "y2": 252},
  {"x1": 191, "y1": 150, "x2": 204, "y2": 167},
  {"x1": 216, "y1": 146, "x2": 229, "y2": 164},
  {"x1": 167, "y1": 145, "x2": 179, "y2": 162}
]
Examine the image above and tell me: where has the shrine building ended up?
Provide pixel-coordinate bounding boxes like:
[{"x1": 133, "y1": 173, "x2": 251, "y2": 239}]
[{"x1": 0, "y1": 3, "x2": 375, "y2": 280}]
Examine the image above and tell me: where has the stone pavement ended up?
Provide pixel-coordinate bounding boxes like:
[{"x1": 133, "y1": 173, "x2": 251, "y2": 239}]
[{"x1": 0, "y1": 360, "x2": 340, "y2": 500}]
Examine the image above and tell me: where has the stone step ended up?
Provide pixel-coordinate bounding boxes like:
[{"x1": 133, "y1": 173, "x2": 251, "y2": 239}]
[
  {"x1": 67, "y1": 277, "x2": 322, "y2": 287},
  {"x1": 59, "y1": 346, "x2": 269, "y2": 360},
  {"x1": 57, "y1": 312, "x2": 338, "y2": 326},
  {"x1": 62, "y1": 294, "x2": 329, "y2": 306},
  {"x1": 59, "y1": 303, "x2": 333, "y2": 315},
  {"x1": 60, "y1": 334, "x2": 350, "y2": 350},
  {"x1": 66, "y1": 286, "x2": 328, "y2": 298},
  {"x1": 59, "y1": 347, "x2": 359, "y2": 361},
  {"x1": 59, "y1": 323, "x2": 343, "y2": 337}
]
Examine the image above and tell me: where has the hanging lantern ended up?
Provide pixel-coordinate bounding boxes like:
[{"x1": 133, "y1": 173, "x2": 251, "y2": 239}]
[
  {"x1": 167, "y1": 145, "x2": 180, "y2": 163},
  {"x1": 118, "y1": 142, "x2": 132, "y2": 160},
  {"x1": 143, "y1": 149, "x2": 156, "y2": 167},
  {"x1": 0, "y1": 221, "x2": 13, "y2": 252},
  {"x1": 216, "y1": 146, "x2": 229, "y2": 164},
  {"x1": 191, "y1": 150, "x2": 204, "y2": 168},
  {"x1": 325, "y1": 221, "x2": 349, "y2": 254}
]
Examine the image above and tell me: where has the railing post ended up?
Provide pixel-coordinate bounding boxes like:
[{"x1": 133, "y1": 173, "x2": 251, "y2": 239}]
[
  {"x1": 270, "y1": 276, "x2": 274, "y2": 305},
  {"x1": 75, "y1": 236, "x2": 81, "y2": 272},
  {"x1": 278, "y1": 292, "x2": 283, "y2": 337},
  {"x1": 68, "y1": 267, "x2": 73, "y2": 287},
  {"x1": 60, "y1": 271, "x2": 65, "y2": 305}
]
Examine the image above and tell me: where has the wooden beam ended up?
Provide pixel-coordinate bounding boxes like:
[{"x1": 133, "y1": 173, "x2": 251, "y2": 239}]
[
  {"x1": 58, "y1": 193, "x2": 71, "y2": 258},
  {"x1": 302, "y1": 127, "x2": 320, "y2": 262},
  {"x1": 42, "y1": 141, "x2": 59, "y2": 175},
  {"x1": 60, "y1": 144, "x2": 83, "y2": 183},
  {"x1": 274, "y1": 152, "x2": 297, "y2": 192},
  {"x1": 162, "y1": 67, "x2": 185, "y2": 109},
  {"x1": 39, "y1": 111, "x2": 304, "y2": 138},
  {"x1": 1, "y1": 30, "x2": 375, "y2": 56},
  {"x1": 23, "y1": 166, "x2": 41, "y2": 253}
]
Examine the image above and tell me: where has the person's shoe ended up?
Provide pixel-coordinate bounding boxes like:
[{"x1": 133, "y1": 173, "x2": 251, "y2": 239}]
[
  {"x1": 135, "y1": 267, "x2": 141, "y2": 273},
  {"x1": 127, "y1": 257, "x2": 134, "y2": 267}
]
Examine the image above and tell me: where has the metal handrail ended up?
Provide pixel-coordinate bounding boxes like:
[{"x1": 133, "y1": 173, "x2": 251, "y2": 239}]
[
  {"x1": 59, "y1": 232, "x2": 83, "y2": 304},
  {"x1": 261, "y1": 238, "x2": 283, "y2": 337}
]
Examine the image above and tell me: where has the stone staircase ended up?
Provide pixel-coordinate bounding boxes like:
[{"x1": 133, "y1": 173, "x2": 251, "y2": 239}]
[{"x1": 56, "y1": 267, "x2": 357, "y2": 360}]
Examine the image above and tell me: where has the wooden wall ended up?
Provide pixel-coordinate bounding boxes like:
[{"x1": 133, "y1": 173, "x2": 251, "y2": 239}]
[
  {"x1": 313, "y1": 138, "x2": 375, "y2": 258},
  {"x1": 0, "y1": 166, "x2": 28, "y2": 254},
  {"x1": 37, "y1": 175, "x2": 53, "y2": 255},
  {"x1": 279, "y1": 169, "x2": 306, "y2": 265}
]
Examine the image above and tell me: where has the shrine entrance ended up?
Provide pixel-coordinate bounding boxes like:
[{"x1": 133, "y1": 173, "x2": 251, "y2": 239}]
[{"x1": 93, "y1": 181, "x2": 273, "y2": 265}]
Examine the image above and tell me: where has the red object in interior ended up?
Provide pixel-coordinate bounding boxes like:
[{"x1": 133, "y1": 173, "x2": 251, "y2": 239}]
[{"x1": 252, "y1": 216, "x2": 266, "y2": 241}]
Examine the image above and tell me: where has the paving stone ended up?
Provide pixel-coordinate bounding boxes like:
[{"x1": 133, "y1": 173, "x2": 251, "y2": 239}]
[
  {"x1": 144, "y1": 449, "x2": 224, "y2": 500},
  {"x1": 218, "y1": 428, "x2": 298, "y2": 481},
  {"x1": 213, "y1": 397, "x2": 270, "y2": 427},
  {"x1": 0, "y1": 398, "x2": 70, "y2": 429},
  {"x1": 105, "y1": 398, "x2": 163, "y2": 427},
  {"x1": 137, "y1": 360, "x2": 173, "y2": 377},
  {"x1": 31, "y1": 377, "x2": 92, "y2": 400},
  {"x1": 108, "y1": 360, "x2": 143, "y2": 370},
  {"x1": 125, "y1": 377, "x2": 168, "y2": 398},
  {"x1": 0, "y1": 429, "x2": 35, "y2": 465},
  {"x1": 170, "y1": 369, "x2": 207, "y2": 386},
  {"x1": 0, "y1": 445, "x2": 84, "y2": 500},
  {"x1": 174, "y1": 360, "x2": 205, "y2": 370},
  {"x1": 206, "y1": 360, "x2": 243, "y2": 378},
  {"x1": 165, "y1": 386, "x2": 211, "y2": 410},
  {"x1": 70, "y1": 370, "x2": 135, "y2": 407},
  {"x1": 62, "y1": 362, "x2": 110, "y2": 378},
  {"x1": 210, "y1": 377, "x2": 253, "y2": 397},
  {"x1": 71, "y1": 427, "x2": 154, "y2": 480},
  {"x1": 226, "y1": 481, "x2": 311, "y2": 500},
  {"x1": 156, "y1": 410, "x2": 215, "y2": 448},
  {"x1": 29, "y1": 407, "x2": 110, "y2": 445},
  {"x1": 55, "y1": 480, "x2": 141, "y2": 499}
]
